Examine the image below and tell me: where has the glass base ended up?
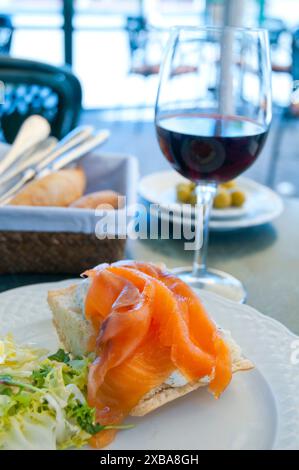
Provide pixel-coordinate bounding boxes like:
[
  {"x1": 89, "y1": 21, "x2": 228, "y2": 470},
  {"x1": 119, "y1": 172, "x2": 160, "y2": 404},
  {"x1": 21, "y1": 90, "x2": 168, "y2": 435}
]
[{"x1": 172, "y1": 266, "x2": 247, "y2": 304}]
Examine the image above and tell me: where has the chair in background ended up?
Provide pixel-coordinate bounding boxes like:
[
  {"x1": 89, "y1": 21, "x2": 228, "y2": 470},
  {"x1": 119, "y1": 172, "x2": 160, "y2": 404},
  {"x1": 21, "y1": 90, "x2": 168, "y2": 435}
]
[
  {"x1": 262, "y1": 18, "x2": 286, "y2": 47},
  {"x1": 0, "y1": 15, "x2": 14, "y2": 55},
  {"x1": 125, "y1": 17, "x2": 198, "y2": 81},
  {"x1": 263, "y1": 18, "x2": 290, "y2": 74},
  {"x1": 0, "y1": 56, "x2": 82, "y2": 143},
  {"x1": 266, "y1": 27, "x2": 299, "y2": 195},
  {"x1": 125, "y1": 16, "x2": 161, "y2": 77}
]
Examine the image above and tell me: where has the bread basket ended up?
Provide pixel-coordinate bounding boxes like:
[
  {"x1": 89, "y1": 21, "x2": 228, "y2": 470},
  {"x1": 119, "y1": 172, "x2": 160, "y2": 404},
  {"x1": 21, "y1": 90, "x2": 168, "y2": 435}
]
[{"x1": 0, "y1": 149, "x2": 138, "y2": 274}]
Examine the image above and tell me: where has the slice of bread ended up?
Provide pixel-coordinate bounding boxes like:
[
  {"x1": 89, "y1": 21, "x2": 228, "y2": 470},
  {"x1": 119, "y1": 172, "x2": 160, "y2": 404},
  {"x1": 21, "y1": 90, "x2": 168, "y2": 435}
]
[{"x1": 48, "y1": 284, "x2": 253, "y2": 417}]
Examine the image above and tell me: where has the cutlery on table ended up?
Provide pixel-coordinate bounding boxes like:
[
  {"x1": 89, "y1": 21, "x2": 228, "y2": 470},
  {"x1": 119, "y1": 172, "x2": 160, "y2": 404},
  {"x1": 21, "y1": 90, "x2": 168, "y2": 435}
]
[
  {"x1": 43, "y1": 129, "x2": 109, "y2": 173},
  {"x1": 0, "y1": 115, "x2": 51, "y2": 175},
  {"x1": 0, "y1": 137, "x2": 58, "y2": 187},
  {"x1": 37, "y1": 125, "x2": 94, "y2": 172},
  {"x1": 0, "y1": 125, "x2": 94, "y2": 187},
  {"x1": 0, "y1": 129, "x2": 110, "y2": 205}
]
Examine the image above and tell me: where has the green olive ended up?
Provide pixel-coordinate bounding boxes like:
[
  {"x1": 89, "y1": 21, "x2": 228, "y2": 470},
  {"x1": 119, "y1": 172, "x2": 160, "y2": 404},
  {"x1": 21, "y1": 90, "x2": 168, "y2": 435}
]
[
  {"x1": 231, "y1": 190, "x2": 246, "y2": 207},
  {"x1": 177, "y1": 183, "x2": 192, "y2": 203},
  {"x1": 213, "y1": 189, "x2": 232, "y2": 209},
  {"x1": 220, "y1": 180, "x2": 237, "y2": 190}
]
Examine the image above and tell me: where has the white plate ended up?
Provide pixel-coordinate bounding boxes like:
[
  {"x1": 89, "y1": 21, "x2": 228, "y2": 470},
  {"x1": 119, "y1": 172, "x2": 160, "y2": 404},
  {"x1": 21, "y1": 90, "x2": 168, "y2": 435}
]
[
  {"x1": 0, "y1": 280, "x2": 298, "y2": 450},
  {"x1": 139, "y1": 170, "x2": 248, "y2": 220},
  {"x1": 139, "y1": 171, "x2": 284, "y2": 231}
]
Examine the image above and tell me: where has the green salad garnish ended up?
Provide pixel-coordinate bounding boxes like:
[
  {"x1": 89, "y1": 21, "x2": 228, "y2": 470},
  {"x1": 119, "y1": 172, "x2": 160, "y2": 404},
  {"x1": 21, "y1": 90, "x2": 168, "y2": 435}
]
[{"x1": 0, "y1": 335, "x2": 132, "y2": 450}]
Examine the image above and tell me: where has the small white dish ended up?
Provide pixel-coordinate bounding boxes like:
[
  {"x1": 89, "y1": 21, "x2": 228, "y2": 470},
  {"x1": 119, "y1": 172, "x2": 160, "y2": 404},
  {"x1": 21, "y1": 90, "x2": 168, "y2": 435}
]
[
  {"x1": 139, "y1": 170, "x2": 283, "y2": 231},
  {"x1": 139, "y1": 170, "x2": 249, "y2": 220}
]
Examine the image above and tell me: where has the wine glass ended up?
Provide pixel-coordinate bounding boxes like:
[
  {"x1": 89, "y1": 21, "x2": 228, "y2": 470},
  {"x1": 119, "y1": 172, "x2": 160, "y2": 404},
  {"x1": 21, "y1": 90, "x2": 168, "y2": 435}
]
[{"x1": 155, "y1": 26, "x2": 272, "y2": 302}]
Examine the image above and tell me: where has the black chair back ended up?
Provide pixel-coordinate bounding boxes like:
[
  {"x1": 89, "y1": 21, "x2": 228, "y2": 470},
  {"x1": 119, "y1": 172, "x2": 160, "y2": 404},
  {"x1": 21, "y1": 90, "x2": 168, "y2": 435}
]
[
  {"x1": 0, "y1": 56, "x2": 82, "y2": 143},
  {"x1": 0, "y1": 15, "x2": 13, "y2": 55}
]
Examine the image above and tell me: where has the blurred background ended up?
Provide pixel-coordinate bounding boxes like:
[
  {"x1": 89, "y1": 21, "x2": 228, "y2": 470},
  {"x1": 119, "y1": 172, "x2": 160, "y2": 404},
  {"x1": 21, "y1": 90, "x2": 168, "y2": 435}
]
[{"x1": 1, "y1": 0, "x2": 299, "y2": 195}]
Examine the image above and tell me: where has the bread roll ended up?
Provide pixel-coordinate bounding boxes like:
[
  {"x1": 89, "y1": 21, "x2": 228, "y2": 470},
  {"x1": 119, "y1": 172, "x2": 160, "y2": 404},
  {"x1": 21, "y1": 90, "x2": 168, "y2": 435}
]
[
  {"x1": 8, "y1": 168, "x2": 86, "y2": 207},
  {"x1": 70, "y1": 190, "x2": 123, "y2": 209}
]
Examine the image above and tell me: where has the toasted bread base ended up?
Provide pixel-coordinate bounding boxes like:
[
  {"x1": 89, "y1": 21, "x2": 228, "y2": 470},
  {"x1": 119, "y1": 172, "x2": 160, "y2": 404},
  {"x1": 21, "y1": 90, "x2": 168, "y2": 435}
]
[{"x1": 48, "y1": 285, "x2": 253, "y2": 417}]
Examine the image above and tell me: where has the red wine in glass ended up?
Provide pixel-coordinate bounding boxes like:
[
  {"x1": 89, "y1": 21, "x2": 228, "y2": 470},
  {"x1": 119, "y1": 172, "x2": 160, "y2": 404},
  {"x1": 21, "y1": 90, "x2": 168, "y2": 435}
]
[
  {"x1": 156, "y1": 113, "x2": 268, "y2": 183},
  {"x1": 155, "y1": 26, "x2": 272, "y2": 302}
]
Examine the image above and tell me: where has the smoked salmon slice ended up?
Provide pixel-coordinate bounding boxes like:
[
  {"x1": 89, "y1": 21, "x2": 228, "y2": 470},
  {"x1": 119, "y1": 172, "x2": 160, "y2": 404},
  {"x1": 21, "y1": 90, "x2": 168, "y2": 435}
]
[
  {"x1": 83, "y1": 261, "x2": 232, "y2": 448},
  {"x1": 114, "y1": 261, "x2": 232, "y2": 395}
]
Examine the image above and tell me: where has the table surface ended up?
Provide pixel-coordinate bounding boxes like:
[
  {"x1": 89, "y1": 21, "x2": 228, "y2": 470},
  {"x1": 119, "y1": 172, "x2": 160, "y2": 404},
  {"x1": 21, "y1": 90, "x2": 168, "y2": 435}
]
[{"x1": 0, "y1": 118, "x2": 298, "y2": 336}]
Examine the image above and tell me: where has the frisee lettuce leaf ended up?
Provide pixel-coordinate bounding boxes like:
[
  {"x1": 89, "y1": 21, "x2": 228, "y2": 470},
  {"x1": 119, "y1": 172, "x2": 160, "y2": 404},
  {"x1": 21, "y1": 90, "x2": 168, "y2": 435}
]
[
  {"x1": 0, "y1": 336, "x2": 132, "y2": 450},
  {"x1": 48, "y1": 349, "x2": 71, "y2": 364}
]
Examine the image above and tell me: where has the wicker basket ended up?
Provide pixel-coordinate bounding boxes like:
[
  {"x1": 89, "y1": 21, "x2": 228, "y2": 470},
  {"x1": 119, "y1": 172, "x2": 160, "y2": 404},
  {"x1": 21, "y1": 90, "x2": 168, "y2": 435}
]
[
  {"x1": 0, "y1": 231, "x2": 126, "y2": 274},
  {"x1": 0, "y1": 150, "x2": 138, "y2": 274}
]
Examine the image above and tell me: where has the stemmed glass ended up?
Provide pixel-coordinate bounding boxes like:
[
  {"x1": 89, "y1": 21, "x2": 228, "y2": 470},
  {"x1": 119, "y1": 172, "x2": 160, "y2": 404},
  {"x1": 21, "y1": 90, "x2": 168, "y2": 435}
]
[{"x1": 155, "y1": 26, "x2": 272, "y2": 302}]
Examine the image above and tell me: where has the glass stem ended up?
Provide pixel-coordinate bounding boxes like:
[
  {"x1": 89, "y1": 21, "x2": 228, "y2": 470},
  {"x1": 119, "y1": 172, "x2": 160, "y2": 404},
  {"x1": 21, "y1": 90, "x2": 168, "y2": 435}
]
[{"x1": 192, "y1": 183, "x2": 217, "y2": 277}]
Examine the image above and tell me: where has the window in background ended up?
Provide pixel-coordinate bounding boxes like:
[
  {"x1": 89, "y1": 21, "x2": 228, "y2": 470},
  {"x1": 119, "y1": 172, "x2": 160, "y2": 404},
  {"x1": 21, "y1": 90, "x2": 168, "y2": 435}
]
[
  {"x1": 73, "y1": 0, "x2": 146, "y2": 109},
  {"x1": 73, "y1": 0, "x2": 206, "y2": 109},
  {"x1": 266, "y1": 0, "x2": 299, "y2": 29},
  {"x1": 3, "y1": 0, "x2": 299, "y2": 110},
  {"x1": 2, "y1": 0, "x2": 207, "y2": 109},
  {"x1": 262, "y1": 0, "x2": 299, "y2": 107},
  {"x1": 2, "y1": 0, "x2": 64, "y2": 64}
]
